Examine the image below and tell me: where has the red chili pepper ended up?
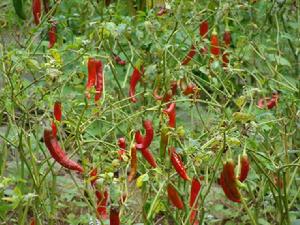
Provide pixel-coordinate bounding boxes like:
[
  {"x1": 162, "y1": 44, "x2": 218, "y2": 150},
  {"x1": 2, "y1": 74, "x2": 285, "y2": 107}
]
[
  {"x1": 53, "y1": 101, "x2": 62, "y2": 121},
  {"x1": 210, "y1": 29, "x2": 220, "y2": 56},
  {"x1": 135, "y1": 120, "x2": 154, "y2": 149},
  {"x1": 167, "y1": 184, "x2": 184, "y2": 209},
  {"x1": 222, "y1": 52, "x2": 229, "y2": 67},
  {"x1": 96, "y1": 190, "x2": 109, "y2": 220},
  {"x1": 128, "y1": 146, "x2": 137, "y2": 182},
  {"x1": 169, "y1": 147, "x2": 190, "y2": 181},
  {"x1": 135, "y1": 131, "x2": 157, "y2": 168},
  {"x1": 117, "y1": 137, "x2": 126, "y2": 160},
  {"x1": 129, "y1": 67, "x2": 143, "y2": 103},
  {"x1": 181, "y1": 45, "x2": 196, "y2": 65},
  {"x1": 32, "y1": 0, "x2": 41, "y2": 25},
  {"x1": 257, "y1": 93, "x2": 279, "y2": 110},
  {"x1": 94, "y1": 60, "x2": 103, "y2": 103},
  {"x1": 89, "y1": 167, "x2": 98, "y2": 186},
  {"x1": 238, "y1": 154, "x2": 250, "y2": 182},
  {"x1": 110, "y1": 207, "x2": 120, "y2": 225},
  {"x1": 199, "y1": 20, "x2": 209, "y2": 38},
  {"x1": 183, "y1": 83, "x2": 197, "y2": 96},
  {"x1": 163, "y1": 90, "x2": 173, "y2": 103},
  {"x1": 189, "y1": 178, "x2": 201, "y2": 225},
  {"x1": 43, "y1": 129, "x2": 84, "y2": 173},
  {"x1": 48, "y1": 22, "x2": 57, "y2": 49},
  {"x1": 163, "y1": 102, "x2": 176, "y2": 128},
  {"x1": 153, "y1": 88, "x2": 163, "y2": 100},
  {"x1": 86, "y1": 58, "x2": 97, "y2": 99},
  {"x1": 51, "y1": 121, "x2": 57, "y2": 137},
  {"x1": 219, "y1": 160, "x2": 241, "y2": 203}
]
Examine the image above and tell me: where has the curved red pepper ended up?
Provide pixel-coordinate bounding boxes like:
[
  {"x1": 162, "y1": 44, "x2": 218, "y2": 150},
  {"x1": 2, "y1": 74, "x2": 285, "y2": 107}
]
[
  {"x1": 153, "y1": 88, "x2": 163, "y2": 100},
  {"x1": 167, "y1": 184, "x2": 184, "y2": 209},
  {"x1": 223, "y1": 30, "x2": 231, "y2": 47},
  {"x1": 210, "y1": 29, "x2": 220, "y2": 56},
  {"x1": 135, "y1": 120, "x2": 154, "y2": 149},
  {"x1": 96, "y1": 190, "x2": 109, "y2": 219},
  {"x1": 219, "y1": 160, "x2": 241, "y2": 203},
  {"x1": 238, "y1": 154, "x2": 250, "y2": 182},
  {"x1": 110, "y1": 207, "x2": 120, "y2": 225},
  {"x1": 169, "y1": 147, "x2": 190, "y2": 181},
  {"x1": 183, "y1": 83, "x2": 197, "y2": 96},
  {"x1": 199, "y1": 20, "x2": 209, "y2": 38},
  {"x1": 189, "y1": 178, "x2": 201, "y2": 225},
  {"x1": 94, "y1": 60, "x2": 103, "y2": 102},
  {"x1": 48, "y1": 22, "x2": 57, "y2": 49},
  {"x1": 163, "y1": 102, "x2": 176, "y2": 128},
  {"x1": 44, "y1": 129, "x2": 83, "y2": 173},
  {"x1": 51, "y1": 121, "x2": 57, "y2": 137},
  {"x1": 32, "y1": 0, "x2": 41, "y2": 25},
  {"x1": 53, "y1": 101, "x2": 62, "y2": 121},
  {"x1": 129, "y1": 67, "x2": 143, "y2": 103},
  {"x1": 89, "y1": 167, "x2": 98, "y2": 186},
  {"x1": 135, "y1": 131, "x2": 157, "y2": 168},
  {"x1": 113, "y1": 54, "x2": 126, "y2": 66},
  {"x1": 181, "y1": 45, "x2": 196, "y2": 65},
  {"x1": 86, "y1": 58, "x2": 97, "y2": 99}
]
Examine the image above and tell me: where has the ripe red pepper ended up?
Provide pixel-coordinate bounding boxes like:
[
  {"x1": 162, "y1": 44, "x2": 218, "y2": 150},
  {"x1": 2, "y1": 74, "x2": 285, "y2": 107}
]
[
  {"x1": 183, "y1": 83, "x2": 198, "y2": 96},
  {"x1": 199, "y1": 20, "x2": 209, "y2": 38},
  {"x1": 257, "y1": 93, "x2": 279, "y2": 110},
  {"x1": 219, "y1": 160, "x2": 241, "y2": 203},
  {"x1": 181, "y1": 45, "x2": 196, "y2": 65},
  {"x1": 169, "y1": 147, "x2": 190, "y2": 181},
  {"x1": 48, "y1": 22, "x2": 57, "y2": 49},
  {"x1": 222, "y1": 52, "x2": 229, "y2": 67},
  {"x1": 51, "y1": 121, "x2": 57, "y2": 137},
  {"x1": 96, "y1": 190, "x2": 109, "y2": 219},
  {"x1": 163, "y1": 102, "x2": 176, "y2": 128},
  {"x1": 223, "y1": 30, "x2": 231, "y2": 47},
  {"x1": 135, "y1": 131, "x2": 157, "y2": 168},
  {"x1": 129, "y1": 67, "x2": 143, "y2": 103},
  {"x1": 43, "y1": 129, "x2": 84, "y2": 173},
  {"x1": 238, "y1": 154, "x2": 250, "y2": 182},
  {"x1": 210, "y1": 29, "x2": 220, "y2": 56},
  {"x1": 86, "y1": 58, "x2": 97, "y2": 99},
  {"x1": 89, "y1": 167, "x2": 98, "y2": 186},
  {"x1": 53, "y1": 101, "x2": 62, "y2": 121},
  {"x1": 94, "y1": 60, "x2": 103, "y2": 102},
  {"x1": 135, "y1": 120, "x2": 154, "y2": 149},
  {"x1": 167, "y1": 184, "x2": 184, "y2": 209},
  {"x1": 117, "y1": 137, "x2": 126, "y2": 160},
  {"x1": 110, "y1": 207, "x2": 120, "y2": 225},
  {"x1": 189, "y1": 178, "x2": 201, "y2": 225},
  {"x1": 32, "y1": 0, "x2": 41, "y2": 25},
  {"x1": 128, "y1": 146, "x2": 137, "y2": 182}
]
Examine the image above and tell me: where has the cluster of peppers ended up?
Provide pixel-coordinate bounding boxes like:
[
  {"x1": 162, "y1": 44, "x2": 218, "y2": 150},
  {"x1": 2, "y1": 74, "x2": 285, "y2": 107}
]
[{"x1": 181, "y1": 20, "x2": 231, "y2": 68}]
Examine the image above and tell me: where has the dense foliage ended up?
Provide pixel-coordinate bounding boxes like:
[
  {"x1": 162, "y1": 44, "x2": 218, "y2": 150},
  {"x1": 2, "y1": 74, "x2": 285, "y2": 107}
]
[{"x1": 0, "y1": 0, "x2": 299, "y2": 224}]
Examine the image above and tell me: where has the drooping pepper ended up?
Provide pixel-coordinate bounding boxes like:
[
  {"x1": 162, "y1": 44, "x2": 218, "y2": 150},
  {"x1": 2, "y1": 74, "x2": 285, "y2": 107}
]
[
  {"x1": 113, "y1": 53, "x2": 126, "y2": 66},
  {"x1": 96, "y1": 190, "x2": 109, "y2": 219},
  {"x1": 48, "y1": 22, "x2": 57, "y2": 49},
  {"x1": 210, "y1": 29, "x2": 220, "y2": 56},
  {"x1": 94, "y1": 60, "x2": 104, "y2": 103},
  {"x1": 163, "y1": 102, "x2": 176, "y2": 128},
  {"x1": 135, "y1": 131, "x2": 157, "y2": 168},
  {"x1": 52, "y1": 101, "x2": 62, "y2": 136},
  {"x1": 238, "y1": 154, "x2": 250, "y2": 182},
  {"x1": 189, "y1": 178, "x2": 201, "y2": 225},
  {"x1": 181, "y1": 45, "x2": 197, "y2": 65},
  {"x1": 169, "y1": 147, "x2": 190, "y2": 181},
  {"x1": 219, "y1": 160, "x2": 241, "y2": 203},
  {"x1": 199, "y1": 20, "x2": 209, "y2": 38},
  {"x1": 32, "y1": 0, "x2": 41, "y2": 25},
  {"x1": 44, "y1": 129, "x2": 84, "y2": 173},
  {"x1": 110, "y1": 207, "x2": 120, "y2": 225},
  {"x1": 129, "y1": 66, "x2": 143, "y2": 103},
  {"x1": 86, "y1": 58, "x2": 97, "y2": 99},
  {"x1": 167, "y1": 184, "x2": 184, "y2": 209},
  {"x1": 135, "y1": 120, "x2": 154, "y2": 150}
]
